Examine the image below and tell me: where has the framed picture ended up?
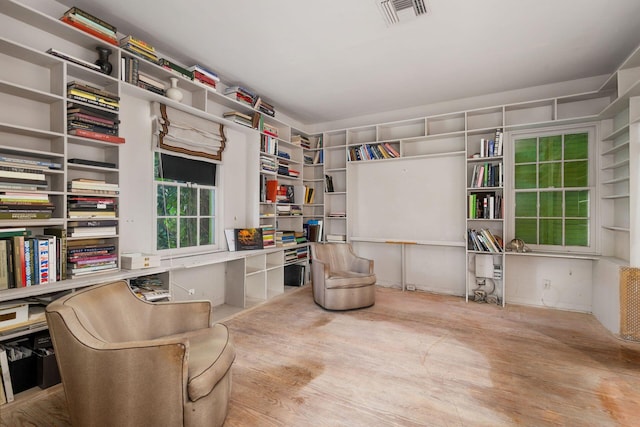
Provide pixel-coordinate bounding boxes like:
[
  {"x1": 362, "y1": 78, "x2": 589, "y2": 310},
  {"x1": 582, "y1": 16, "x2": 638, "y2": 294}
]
[{"x1": 234, "y1": 228, "x2": 263, "y2": 251}]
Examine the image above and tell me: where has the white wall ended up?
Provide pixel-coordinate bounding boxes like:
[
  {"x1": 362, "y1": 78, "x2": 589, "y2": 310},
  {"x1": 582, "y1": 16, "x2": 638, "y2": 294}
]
[
  {"x1": 118, "y1": 94, "x2": 253, "y2": 255},
  {"x1": 505, "y1": 255, "x2": 593, "y2": 312}
]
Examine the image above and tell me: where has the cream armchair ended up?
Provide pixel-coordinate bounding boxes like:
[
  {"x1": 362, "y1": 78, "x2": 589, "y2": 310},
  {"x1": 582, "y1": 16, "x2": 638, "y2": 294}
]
[
  {"x1": 310, "y1": 242, "x2": 376, "y2": 310},
  {"x1": 45, "y1": 280, "x2": 235, "y2": 427}
]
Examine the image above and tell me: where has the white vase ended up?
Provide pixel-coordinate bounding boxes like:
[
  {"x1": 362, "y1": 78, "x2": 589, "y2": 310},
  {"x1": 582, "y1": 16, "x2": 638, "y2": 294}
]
[{"x1": 166, "y1": 77, "x2": 183, "y2": 102}]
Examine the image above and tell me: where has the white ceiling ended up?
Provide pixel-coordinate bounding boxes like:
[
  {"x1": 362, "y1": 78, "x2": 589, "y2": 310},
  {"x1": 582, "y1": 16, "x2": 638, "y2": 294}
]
[{"x1": 53, "y1": 0, "x2": 640, "y2": 126}]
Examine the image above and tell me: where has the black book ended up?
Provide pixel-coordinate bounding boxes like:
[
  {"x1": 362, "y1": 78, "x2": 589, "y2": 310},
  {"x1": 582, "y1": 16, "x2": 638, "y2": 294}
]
[{"x1": 68, "y1": 158, "x2": 117, "y2": 169}]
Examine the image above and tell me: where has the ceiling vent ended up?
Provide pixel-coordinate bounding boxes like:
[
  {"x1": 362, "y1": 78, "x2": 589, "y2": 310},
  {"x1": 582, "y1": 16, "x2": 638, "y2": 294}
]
[{"x1": 378, "y1": 0, "x2": 428, "y2": 26}]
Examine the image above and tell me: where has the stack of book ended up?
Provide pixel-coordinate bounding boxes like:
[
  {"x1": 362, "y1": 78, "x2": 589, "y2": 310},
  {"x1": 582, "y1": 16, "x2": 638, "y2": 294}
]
[
  {"x1": 326, "y1": 234, "x2": 346, "y2": 243},
  {"x1": 222, "y1": 111, "x2": 256, "y2": 128},
  {"x1": 254, "y1": 97, "x2": 275, "y2": 117},
  {"x1": 291, "y1": 135, "x2": 310, "y2": 148},
  {"x1": 66, "y1": 239, "x2": 118, "y2": 278},
  {"x1": 188, "y1": 65, "x2": 220, "y2": 90},
  {"x1": 67, "y1": 196, "x2": 116, "y2": 220},
  {"x1": 137, "y1": 72, "x2": 166, "y2": 96},
  {"x1": 260, "y1": 155, "x2": 277, "y2": 173},
  {"x1": 67, "y1": 81, "x2": 119, "y2": 111},
  {"x1": 67, "y1": 179, "x2": 119, "y2": 196},
  {"x1": 261, "y1": 225, "x2": 276, "y2": 248},
  {"x1": 0, "y1": 155, "x2": 60, "y2": 192},
  {"x1": 276, "y1": 230, "x2": 296, "y2": 247},
  {"x1": 67, "y1": 219, "x2": 117, "y2": 238},
  {"x1": 130, "y1": 276, "x2": 170, "y2": 302},
  {"x1": 224, "y1": 86, "x2": 256, "y2": 107},
  {"x1": 258, "y1": 118, "x2": 279, "y2": 138},
  {"x1": 158, "y1": 58, "x2": 193, "y2": 80},
  {"x1": 60, "y1": 7, "x2": 118, "y2": 46},
  {"x1": 0, "y1": 192, "x2": 55, "y2": 220},
  {"x1": 120, "y1": 35, "x2": 158, "y2": 64},
  {"x1": 67, "y1": 83, "x2": 125, "y2": 144}
]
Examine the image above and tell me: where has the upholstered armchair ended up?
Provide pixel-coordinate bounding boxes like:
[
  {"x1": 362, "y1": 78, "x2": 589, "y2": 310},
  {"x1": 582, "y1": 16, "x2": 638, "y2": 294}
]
[
  {"x1": 45, "y1": 280, "x2": 235, "y2": 427},
  {"x1": 310, "y1": 242, "x2": 376, "y2": 310}
]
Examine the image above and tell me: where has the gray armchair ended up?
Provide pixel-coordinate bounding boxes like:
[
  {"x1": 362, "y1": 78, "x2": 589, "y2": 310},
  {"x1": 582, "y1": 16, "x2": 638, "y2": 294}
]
[
  {"x1": 310, "y1": 242, "x2": 376, "y2": 310},
  {"x1": 45, "y1": 280, "x2": 235, "y2": 427}
]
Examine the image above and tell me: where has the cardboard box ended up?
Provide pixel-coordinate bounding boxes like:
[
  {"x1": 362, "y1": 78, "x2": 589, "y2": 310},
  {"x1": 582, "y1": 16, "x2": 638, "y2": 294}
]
[
  {"x1": 121, "y1": 253, "x2": 161, "y2": 269},
  {"x1": 0, "y1": 303, "x2": 28, "y2": 330}
]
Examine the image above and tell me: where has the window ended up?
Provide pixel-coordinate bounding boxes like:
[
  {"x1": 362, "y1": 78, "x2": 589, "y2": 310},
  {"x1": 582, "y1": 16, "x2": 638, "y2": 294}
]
[
  {"x1": 511, "y1": 127, "x2": 595, "y2": 251},
  {"x1": 154, "y1": 152, "x2": 219, "y2": 252}
]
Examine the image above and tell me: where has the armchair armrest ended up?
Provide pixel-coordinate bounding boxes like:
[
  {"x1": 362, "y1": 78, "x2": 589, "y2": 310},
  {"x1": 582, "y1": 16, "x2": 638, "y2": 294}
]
[{"x1": 351, "y1": 256, "x2": 374, "y2": 274}]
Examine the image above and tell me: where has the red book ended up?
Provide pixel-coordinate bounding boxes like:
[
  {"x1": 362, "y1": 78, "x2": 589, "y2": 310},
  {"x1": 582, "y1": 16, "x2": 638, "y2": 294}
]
[
  {"x1": 68, "y1": 128, "x2": 125, "y2": 144},
  {"x1": 266, "y1": 180, "x2": 278, "y2": 203},
  {"x1": 60, "y1": 16, "x2": 118, "y2": 46}
]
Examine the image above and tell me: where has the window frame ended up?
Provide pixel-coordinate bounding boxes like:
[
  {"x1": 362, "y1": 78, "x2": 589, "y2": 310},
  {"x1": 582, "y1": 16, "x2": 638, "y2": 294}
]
[
  {"x1": 153, "y1": 150, "x2": 221, "y2": 256},
  {"x1": 506, "y1": 124, "x2": 598, "y2": 254}
]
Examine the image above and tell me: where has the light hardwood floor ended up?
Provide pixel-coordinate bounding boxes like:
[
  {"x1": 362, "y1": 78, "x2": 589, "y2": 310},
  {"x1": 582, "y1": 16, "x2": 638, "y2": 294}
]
[{"x1": 2, "y1": 285, "x2": 640, "y2": 426}]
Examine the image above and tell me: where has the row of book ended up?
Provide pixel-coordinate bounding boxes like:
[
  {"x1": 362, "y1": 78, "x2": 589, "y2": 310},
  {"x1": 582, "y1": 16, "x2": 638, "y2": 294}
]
[
  {"x1": 348, "y1": 143, "x2": 400, "y2": 161},
  {"x1": 304, "y1": 219, "x2": 323, "y2": 243},
  {"x1": 0, "y1": 228, "x2": 60, "y2": 289},
  {"x1": 467, "y1": 228, "x2": 504, "y2": 253},
  {"x1": 469, "y1": 162, "x2": 503, "y2": 188},
  {"x1": 476, "y1": 129, "x2": 504, "y2": 158},
  {"x1": 68, "y1": 179, "x2": 119, "y2": 196},
  {"x1": 468, "y1": 193, "x2": 503, "y2": 220}
]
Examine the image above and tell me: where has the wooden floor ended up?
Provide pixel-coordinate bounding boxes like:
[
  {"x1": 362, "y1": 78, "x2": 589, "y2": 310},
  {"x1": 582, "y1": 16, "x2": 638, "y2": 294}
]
[{"x1": 2, "y1": 285, "x2": 640, "y2": 426}]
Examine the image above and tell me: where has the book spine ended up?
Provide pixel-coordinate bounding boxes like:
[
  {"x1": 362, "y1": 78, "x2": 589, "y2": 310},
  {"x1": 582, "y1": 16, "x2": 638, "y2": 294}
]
[{"x1": 68, "y1": 128, "x2": 125, "y2": 144}]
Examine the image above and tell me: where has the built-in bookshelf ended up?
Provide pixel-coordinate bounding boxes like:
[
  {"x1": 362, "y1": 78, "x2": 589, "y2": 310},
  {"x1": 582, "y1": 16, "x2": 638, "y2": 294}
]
[{"x1": 465, "y1": 129, "x2": 505, "y2": 306}]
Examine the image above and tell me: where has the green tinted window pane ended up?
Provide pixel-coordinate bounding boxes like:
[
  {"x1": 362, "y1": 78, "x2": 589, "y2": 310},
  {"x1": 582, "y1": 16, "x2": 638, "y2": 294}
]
[
  {"x1": 564, "y1": 161, "x2": 588, "y2": 187},
  {"x1": 515, "y1": 164, "x2": 537, "y2": 189},
  {"x1": 539, "y1": 191, "x2": 562, "y2": 217},
  {"x1": 565, "y1": 191, "x2": 589, "y2": 217},
  {"x1": 539, "y1": 163, "x2": 561, "y2": 188},
  {"x1": 539, "y1": 135, "x2": 562, "y2": 161},
  {"x1": 540, "y1": 219, "x2": 562, "y2": 245},
  {"x1": 515, "y1": 138, "x2": 537, "y2": 163},
  {"x1": 564, "y1": 133, "x2": 588, "y2": 160},
  {"x1": 180, "y1": 218, "x2": 197, "y2": 247},
  {"x1": 565, "y1": 219, "x2": 589, "y2": 246},
  {"x1": 180, "y1": 187, "x2": 198, "y2": 216},
  {"x1": 200, "y1": 218, "x2": 214, "y2": 245},
  {"x1": 515, "y1": 218, "x2": 537, "y2": 244},
  {"x1": 200, "y1": 189, "x2": 214, "y2": 216},
  {"x1": 157, "y1": 185, "x2": 177, "y2": 216},
  {"x1": 157, "y1": 218, "x2": 177, "y2": 249},
  {"x1": 515, "y1": 192, "x2": 537, "y2": 217}
]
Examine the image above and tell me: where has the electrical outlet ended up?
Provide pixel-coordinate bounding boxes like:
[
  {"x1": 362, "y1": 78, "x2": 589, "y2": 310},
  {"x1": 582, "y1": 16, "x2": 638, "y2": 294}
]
[
  {"x1": 188, "y1": 288, "x2": 195, "y2": 295},
  {"x1": 406, "y1": 285, "x2": 416, "y2": 291},
  {"x1": 543, "y1": 279, "x2": 551, "y2": 289}
]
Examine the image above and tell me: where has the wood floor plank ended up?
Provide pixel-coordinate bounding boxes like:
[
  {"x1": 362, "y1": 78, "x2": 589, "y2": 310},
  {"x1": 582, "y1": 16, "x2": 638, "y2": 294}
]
[{"x1": 2, "y1": 285, "x2": 639, "y2": 426}]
